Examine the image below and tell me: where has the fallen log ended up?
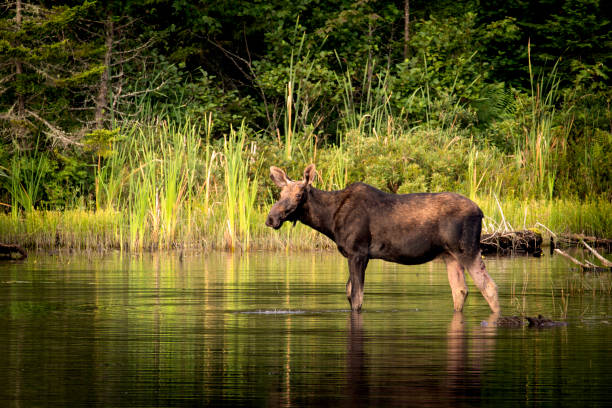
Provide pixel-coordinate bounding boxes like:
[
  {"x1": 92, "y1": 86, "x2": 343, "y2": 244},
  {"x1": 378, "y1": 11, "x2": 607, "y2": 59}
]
[
  {"x1": 480, "y1": 230, "x2": 542, "y2": 256},
  {"x1": 556, "y1": 234, "x2": 612, "y2": 251},
  {"x1": 0, "y1": 243, "x2": 27, "y2": 260},
  {"x1": 582, "y1": 240, "x2": 612, "y2": 267},
  {"x1": 555, "y1": 248, "x2": 611, "y2": 272}
]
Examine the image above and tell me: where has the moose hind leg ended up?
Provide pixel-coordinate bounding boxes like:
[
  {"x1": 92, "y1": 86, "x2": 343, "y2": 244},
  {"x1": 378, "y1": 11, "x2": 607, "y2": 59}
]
[
  {"x1": 347, "y1": 255, "x2": 368, "y2": 312},
  {"x1": 466, "y1": 254, "x2": 500, "y2": 314},
  {"x1": 445, "y1": 256, "x2": 469, "y2": 312}
]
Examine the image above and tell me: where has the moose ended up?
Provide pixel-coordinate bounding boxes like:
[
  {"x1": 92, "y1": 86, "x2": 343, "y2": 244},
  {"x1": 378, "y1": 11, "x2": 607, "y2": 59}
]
[{"x1": 266, "y1": 164, "x2": 500, "y2": 314}]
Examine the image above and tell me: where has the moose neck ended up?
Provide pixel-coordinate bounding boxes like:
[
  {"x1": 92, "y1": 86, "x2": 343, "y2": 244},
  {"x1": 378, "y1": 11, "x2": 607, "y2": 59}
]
[{"x1": 298, "y1": 186, "x2": 339, "y2": 241}]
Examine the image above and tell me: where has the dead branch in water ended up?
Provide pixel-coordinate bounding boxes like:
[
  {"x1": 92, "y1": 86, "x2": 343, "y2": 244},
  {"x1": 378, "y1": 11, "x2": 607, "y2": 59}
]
[
  {"x1": 582, "y1": 240, "x2": 612, "y2": 267},
  {"x1": 555, "y1": 248, "x2": 611, "y2": 273},
  {"x1": 556, "y1": 234, "x2": 612, "y2": 252}
]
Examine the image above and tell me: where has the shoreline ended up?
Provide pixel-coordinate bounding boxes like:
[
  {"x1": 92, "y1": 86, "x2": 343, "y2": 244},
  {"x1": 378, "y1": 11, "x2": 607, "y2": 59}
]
[{"x1": 2, "y1": 197, "x2": 610, "y2": 255}]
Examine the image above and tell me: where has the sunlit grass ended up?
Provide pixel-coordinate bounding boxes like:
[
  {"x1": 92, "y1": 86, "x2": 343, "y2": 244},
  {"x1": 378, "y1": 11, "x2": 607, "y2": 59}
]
[
  {"x1": 477, "y1": 196, "x2": 612, "y2": 237},
  {"x1": 1, "y1": 54, "x2": 609, "y2": 253},
  {"x1": 1, "y1": 194, "x2": 609, "y2": 252}
]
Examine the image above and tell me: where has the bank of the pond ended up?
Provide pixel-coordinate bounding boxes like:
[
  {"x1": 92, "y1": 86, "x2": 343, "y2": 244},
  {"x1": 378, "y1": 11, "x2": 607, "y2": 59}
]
[{"x1": 1, "y1": 197, "x2": 610, "y2": 252}]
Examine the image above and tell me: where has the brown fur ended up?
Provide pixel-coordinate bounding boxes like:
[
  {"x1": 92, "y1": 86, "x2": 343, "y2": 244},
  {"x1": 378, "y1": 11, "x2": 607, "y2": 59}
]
[{"x1": 266, "y1": 164, "x2": 500, "y2": 313}]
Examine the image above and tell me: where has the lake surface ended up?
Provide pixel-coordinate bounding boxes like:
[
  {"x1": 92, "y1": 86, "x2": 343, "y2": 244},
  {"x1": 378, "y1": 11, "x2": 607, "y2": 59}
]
[{"x1": 1, "y1": 251, "x2": 611, "y2": 407}]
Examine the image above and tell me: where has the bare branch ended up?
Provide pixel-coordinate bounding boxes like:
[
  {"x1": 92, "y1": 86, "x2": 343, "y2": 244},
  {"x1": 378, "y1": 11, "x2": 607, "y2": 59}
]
[
  {"x1": 582, "y1": 240, "x2": 612, "y2": 267},
  {"x1": 117, "y1": 79, "x2": 169, "y2": 99},
  {"x1": 206, "y1": 36, "x2": 274, "y2": 126},
  {"x1": 25, "y1": 109, "x2": 83, "y2": 147}
]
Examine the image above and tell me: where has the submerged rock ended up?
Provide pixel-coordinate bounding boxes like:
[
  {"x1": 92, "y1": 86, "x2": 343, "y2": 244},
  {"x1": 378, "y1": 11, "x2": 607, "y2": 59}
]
[
  {"x1": 494, "y1": 316, "x2": 526, "y2": 328},
  {"x1": 481, "y1": 315, "x2": 568, "y2": 328},
  {"x1": 526, "y1": 314, "x2": 568, "y2": 328}
]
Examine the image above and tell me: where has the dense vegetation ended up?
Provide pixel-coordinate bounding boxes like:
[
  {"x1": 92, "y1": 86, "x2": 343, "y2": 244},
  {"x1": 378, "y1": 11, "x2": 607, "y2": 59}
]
[{"x1": 1, "y1": 0, "x2": 610, "y2": 251}]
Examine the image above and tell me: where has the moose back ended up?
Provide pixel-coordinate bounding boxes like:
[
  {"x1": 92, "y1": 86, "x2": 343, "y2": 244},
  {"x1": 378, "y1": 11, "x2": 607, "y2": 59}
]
[{"x1": 265, "y1": 164, "x2": 500, "y2": 313}]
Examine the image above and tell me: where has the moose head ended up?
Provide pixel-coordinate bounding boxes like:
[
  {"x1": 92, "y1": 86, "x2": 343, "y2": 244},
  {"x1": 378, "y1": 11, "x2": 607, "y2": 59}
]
[{"x1": 265, "y1": 164, "x2": 316, "y2": 229}]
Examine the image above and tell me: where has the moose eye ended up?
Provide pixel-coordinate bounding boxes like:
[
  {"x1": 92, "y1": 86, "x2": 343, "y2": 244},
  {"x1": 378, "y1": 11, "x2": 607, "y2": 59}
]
[{"x1": 296, "y1": 194, "x2": 302, "y2": 200}]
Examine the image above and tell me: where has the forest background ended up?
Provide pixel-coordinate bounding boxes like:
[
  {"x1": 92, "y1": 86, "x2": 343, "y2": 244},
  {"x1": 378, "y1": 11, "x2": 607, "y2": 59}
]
[{"x1": 0, "y1": 0, "x2": 610, "y2": 251}]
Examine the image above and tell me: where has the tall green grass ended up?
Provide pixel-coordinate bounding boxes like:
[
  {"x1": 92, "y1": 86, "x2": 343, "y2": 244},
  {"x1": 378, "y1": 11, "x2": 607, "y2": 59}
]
[
  {"x1": 335, "y1": 56, "x2": 397, "y2": 159},
  {"x1": 281, "y1": 28, "x2": 324, "y2": 163},
  {"x1": 1, "y1": 48, "x2": 609, "y2": 253},
  {"x1": 7, "y1": 141, "x2": 47, "y2": 216},
  {"x1": 515, "y1": 44, "x2": 567, "y2": 199},
  {"x1": 222, "y1": 125, "x2": 260, "y2": 251}
]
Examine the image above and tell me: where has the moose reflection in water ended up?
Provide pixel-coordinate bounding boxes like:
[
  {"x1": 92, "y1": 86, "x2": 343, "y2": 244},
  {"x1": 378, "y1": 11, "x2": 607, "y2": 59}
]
[
  {"x1": 266, "y1": 164, "x2": 500, "y2": 313},
  {"x1": 344, "y1": 311, "x2": 497, "y2": 407}
]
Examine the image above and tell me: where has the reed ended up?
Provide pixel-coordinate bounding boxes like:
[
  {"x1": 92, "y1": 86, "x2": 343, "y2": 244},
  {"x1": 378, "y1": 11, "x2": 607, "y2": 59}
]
[
  {"x1": 282, "y1": 27, "x2": 323, "y2": 163},
  {"x1": 516, "y1": 43, "x2": 566, "y2": 199},
  {"x1": 467, "y1": 141, "x2": 488, "y2": 201},
  {"x1": 222, "y1": 124, "x2": 260, "y2": 251},
  {"x1": 477, "y1": 196, "x2": 612, "y2": 237},
  {"x1": 335, "y1": 56, "x2": 395, "y2": 147},
  {"x1": 7, "y1": 142, "x2": 47, "y2": 216}
]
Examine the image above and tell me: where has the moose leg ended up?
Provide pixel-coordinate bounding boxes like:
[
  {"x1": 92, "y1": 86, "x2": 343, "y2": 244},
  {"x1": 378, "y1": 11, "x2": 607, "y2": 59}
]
[
  {"x1": 445, "y1": 256, "x2": 469, "y2": 312},
  {"x1": 466, "y1": 255, "x2": 501, "y2": 314},
  {"x1": 347, "y1": 255, "x2": 369, "y2": 312}
]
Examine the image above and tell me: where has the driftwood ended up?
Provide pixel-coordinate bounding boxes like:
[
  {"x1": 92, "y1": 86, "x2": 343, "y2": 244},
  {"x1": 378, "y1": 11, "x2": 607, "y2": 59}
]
[
  {"x1": 582, "y1": 240, "x2": 612, "y2": 267},
  {"x1": 0, "y1": 243, "x2": 27, "y2": 260},
  {"x1": 555, "y1": 234, "x2": 612, "y2": 252},
  {"x1": 555, "y1": 242, "x2": 611, "y2": 273},
  {"x1": 480, "y1": 230, "x2": 542, "y2": 256}
]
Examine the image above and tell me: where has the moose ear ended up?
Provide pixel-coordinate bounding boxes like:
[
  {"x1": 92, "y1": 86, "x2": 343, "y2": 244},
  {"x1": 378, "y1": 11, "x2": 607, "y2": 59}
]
[
  {"x1": 270, "y1": 166, "x2": 291, "y2": 188},
  {"x1": 303, "y1": 164, "x2": 316, "y2": 185}
]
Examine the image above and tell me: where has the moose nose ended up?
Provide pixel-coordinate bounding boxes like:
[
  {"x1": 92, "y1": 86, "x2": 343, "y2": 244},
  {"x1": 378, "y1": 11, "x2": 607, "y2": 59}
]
[{"x1": 266, "y1": 215, "x2": 281, "y2": 229}]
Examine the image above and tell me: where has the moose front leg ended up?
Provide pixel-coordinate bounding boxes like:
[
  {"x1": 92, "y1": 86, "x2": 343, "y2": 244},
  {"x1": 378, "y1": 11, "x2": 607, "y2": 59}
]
[{"x1": 347, "y1": 255, "x2": 369, "y2": 312}]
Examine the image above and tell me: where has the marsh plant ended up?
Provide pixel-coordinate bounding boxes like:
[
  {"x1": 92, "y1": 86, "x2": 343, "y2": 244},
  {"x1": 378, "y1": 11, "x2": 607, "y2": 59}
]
[
  {"x1": 0, "y1": 39, "x2": 610, "y2": 252},
  {"x1": 222, "y1": 125, "x2": 261, "y2": 251}
]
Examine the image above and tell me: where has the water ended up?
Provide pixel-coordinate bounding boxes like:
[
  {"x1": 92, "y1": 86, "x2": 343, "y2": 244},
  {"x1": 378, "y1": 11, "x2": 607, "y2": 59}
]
[{"x1": 1, "y1": 252, "x2": 611, "y2": 407}]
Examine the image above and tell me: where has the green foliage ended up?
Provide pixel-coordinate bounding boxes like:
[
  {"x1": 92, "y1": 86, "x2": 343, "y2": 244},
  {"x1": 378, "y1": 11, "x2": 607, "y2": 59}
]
[
  {"x1": 222, "y1": 125, "x2": 261, "y2": 250},
  {"x1": 1, "y1": 0, "x2": 610, "y2": 251},
  {"x1": 7, "y1": 152, "x2": 48, "y2": 214},
  {"x1": 83, "y1": 129, "x2": 121, "y2": 159},
  {"x1": 0, "y1": 1, "x2": 102, "y2": 145}
]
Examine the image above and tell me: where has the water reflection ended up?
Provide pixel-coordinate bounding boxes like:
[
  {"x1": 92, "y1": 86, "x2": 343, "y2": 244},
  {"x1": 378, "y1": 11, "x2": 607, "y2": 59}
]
[
  {"x1": 445, "y1": 312, "x2": 499, "y2": 406},
  {"x1": 1, "y1": 252, "x2": 611, "y2": 406},
  {"x1": 347, "y1": 312, "x2": 366, "y2": 406},
  {"x1": 342, "y1": 310, "x2": 501, "y2": 407}
]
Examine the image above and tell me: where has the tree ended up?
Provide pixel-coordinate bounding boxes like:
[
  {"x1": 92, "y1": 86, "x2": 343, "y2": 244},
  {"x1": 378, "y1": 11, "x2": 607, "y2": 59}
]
[{"x1": 0, "y1": 0, "x2": 102, "y2": 149}]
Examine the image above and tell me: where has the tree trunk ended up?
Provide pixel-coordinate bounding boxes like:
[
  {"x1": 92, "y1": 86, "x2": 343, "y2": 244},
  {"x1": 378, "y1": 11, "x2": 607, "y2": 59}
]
[
  {"x1": 366, "y1": 20, "x2": 373, "y2": 93},
  {"x1": 95, "y1": 18, "x2": 113, "y2": 128},
  {"x1": 15, "y1": 0, "x2": 25, "y2": 116},
  {"x1": 403, "y1": 0, "x2": 410, "y2": 60}
]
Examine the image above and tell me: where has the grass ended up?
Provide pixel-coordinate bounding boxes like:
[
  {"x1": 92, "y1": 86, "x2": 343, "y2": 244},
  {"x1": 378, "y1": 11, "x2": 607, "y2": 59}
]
[
  {"x1": 1, "y1": 112, "x2": 610, "y2": 253},
  {"x1": 2, "y1": 112, "x2": 610, "y2": 252},
  {"x1": 222, "y1": 125, "x2": 260, "y2": 251},
  {"x1": 1, "y1": 193, "x2": 609, "y2": 253},
  {"x1": 477, "y1": 196, "x2": 612, "y2": 237},
  {"x1": 1, "y1": 49, "x2": 609, "y2": 253},
  {"x1": 7, "y1": 139, "x2": 47, "y2": 215}
]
